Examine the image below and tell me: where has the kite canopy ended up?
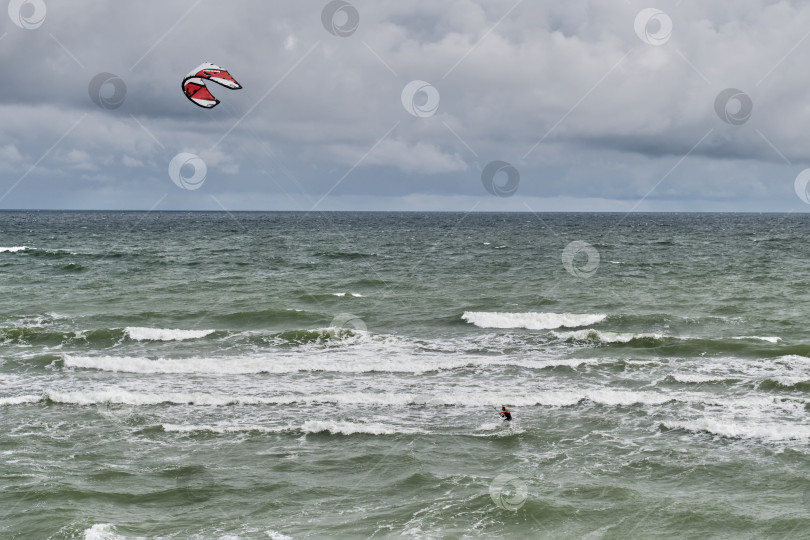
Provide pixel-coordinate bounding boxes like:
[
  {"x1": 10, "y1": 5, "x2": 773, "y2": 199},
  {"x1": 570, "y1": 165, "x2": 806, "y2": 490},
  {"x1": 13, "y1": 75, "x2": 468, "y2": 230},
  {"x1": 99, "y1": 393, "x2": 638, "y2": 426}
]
[{"x1": 182, "y1": 62, "x2": 242, "y2": 108}]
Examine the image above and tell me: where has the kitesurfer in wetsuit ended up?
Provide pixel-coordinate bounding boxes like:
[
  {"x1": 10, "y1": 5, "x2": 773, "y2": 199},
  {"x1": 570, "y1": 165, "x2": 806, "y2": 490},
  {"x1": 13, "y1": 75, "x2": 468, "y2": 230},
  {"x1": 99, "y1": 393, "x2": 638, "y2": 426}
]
[{"x1": 499, "y1": 406, "x2": 512, "y2": 422}]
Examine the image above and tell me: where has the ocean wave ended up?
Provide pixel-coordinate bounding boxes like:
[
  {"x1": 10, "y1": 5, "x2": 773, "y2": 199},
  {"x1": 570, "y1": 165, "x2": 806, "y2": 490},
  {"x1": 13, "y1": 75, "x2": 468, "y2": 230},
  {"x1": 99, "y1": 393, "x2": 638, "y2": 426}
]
[
  {"x1": 0, "y1": 394, "x2": 41, "y2": 406},
  {"x1": 124, "y1": 327, "x2": 215, "y2": 341},
  {"x1": 368, "y1": 389, "x2": 675, "y2": 408},
  {"x1": 0, "y1": 246, "x2": 29, "y2": 253},
  {"x1": 578, "y1": 389, "x2": 674, "y2": 407},
  {"x1": 462, "y1": 312, "x2": 606, "y2": 330},
  {"x1": 315, "y1": 251, "x2": 377, "y2": 260},
  {"x1": 274, "y1": 328, "x2": 364, "y2": 345},
  {"x1": 664, "y1": 374, "x2": 739, "y2": 384},
  {"x1": 3, "y1": 387, "x2": 679, "y2": 409},
  {"x1": 0, "y1": 326, "x2": 66, "y2": 346},
  {"x1": 758, "y1": 377, "x2": 810, "y2": 391},
  {"x1": 161, "y1": 420, "x2": 423, "y2": 436},
  {"x1": 1, "y1": 325, "x2": 357, "y2": 349},
  {"x1": 21, "y1": 247, "x2": 78, "y2": 257},
  {"x1": 1, "y1": 326, "x2": 123, "y2": 347},
  {"x1": 551, "y1": 329, "x2": 666, "y2": 345},
  {"x1": 58, "y1": 262, "x2": 86, "y2": 272},
  {"x1": 732, "y1": 336, "x2": 782, "y2": 343},
  {"x1": 42, "y1": 390, "x2": 269, "y2": 407},
  {"x1": 59, "y1": 353, "x2": 606, "y2": 375},
  {"x1": 300, "y1": 420, "x2": 425, "y2": 435},
  {"x1": 161, "y1": 423, "x2": 279, "y2": 434},
  {"x1": 92, "y1": 389, "x2": 623, "y2": 408},
  {"x1": 215, "y1": 307, "x2": 323, "y2": 325},
  {"x1": 663, "y1": 418, "x2": 810, "y2": 441}
]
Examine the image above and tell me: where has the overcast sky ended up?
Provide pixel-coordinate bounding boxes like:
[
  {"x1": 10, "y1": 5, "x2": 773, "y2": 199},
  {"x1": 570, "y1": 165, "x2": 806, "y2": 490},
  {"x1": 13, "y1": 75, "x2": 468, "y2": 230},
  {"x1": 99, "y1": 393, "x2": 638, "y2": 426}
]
[{"x1": 3, "y1": 0, "x2": 810, "y2": 211}]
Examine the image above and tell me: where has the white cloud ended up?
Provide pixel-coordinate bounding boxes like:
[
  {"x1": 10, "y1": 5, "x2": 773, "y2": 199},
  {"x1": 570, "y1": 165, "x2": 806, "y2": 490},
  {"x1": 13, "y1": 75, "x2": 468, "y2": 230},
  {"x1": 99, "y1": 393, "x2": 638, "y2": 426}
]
[
  {"x1": 60, "y1": 149, "x2": 96, "y2": 171},
  {"x1": 329, "y1": 138, "x2": 468, "y2": 174},
  {"x1": 0, "y1": 144, "x2": 24, "y2": 164},
  {"x1": 122, "y1": 155, "x2": 144, "y2": 167}
]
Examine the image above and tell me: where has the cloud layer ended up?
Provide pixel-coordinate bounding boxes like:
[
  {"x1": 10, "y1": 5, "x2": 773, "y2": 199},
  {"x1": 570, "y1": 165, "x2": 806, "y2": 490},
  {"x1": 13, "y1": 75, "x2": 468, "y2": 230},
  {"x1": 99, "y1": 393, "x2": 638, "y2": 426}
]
[{"x1": 2, "y1": 0, "x2": 810, "y2": 211}]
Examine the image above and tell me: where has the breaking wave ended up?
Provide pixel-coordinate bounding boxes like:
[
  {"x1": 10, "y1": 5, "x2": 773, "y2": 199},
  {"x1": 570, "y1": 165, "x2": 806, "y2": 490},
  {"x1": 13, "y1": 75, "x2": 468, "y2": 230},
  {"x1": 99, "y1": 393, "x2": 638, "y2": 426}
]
[
  {"x1": 462, "y1": 312, "x2": 606, "y2": 330},
  {"x1": 124, "y1": 327, "x2": 215, "y2": 341}
]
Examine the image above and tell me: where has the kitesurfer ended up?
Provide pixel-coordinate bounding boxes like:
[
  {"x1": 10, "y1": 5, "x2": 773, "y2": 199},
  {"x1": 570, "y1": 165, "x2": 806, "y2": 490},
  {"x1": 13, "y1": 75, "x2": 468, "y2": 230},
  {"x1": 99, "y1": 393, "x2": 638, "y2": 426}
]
[{"x1": 499, "y1": 406, "x2": 512, "y2": 422}]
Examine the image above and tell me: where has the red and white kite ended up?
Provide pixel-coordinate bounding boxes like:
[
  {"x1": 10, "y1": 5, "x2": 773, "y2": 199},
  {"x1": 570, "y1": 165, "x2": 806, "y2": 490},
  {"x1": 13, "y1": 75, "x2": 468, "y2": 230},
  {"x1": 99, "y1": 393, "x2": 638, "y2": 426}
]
[{"x1": 182, "y1": 62, "x2": 242, "y2": 109}]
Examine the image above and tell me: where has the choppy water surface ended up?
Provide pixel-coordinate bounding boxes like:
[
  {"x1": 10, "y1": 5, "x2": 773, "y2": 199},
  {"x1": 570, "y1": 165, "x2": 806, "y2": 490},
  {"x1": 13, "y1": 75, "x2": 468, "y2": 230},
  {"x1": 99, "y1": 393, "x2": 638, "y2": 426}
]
[{"x1": 2, "y1": 211, "x2": 810, "y2": 538}]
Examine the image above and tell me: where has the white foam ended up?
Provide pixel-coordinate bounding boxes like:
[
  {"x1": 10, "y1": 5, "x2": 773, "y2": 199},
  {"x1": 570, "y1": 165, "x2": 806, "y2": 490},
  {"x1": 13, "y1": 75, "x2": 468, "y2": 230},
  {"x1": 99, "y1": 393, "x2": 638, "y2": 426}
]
[
  {"x1": 770, "y1": 376, "x2": 809, "y2": 387},
  {"x1": 61, "y1": 353, "x2": 602, "y2": 375},
  {"x1": 124, "y1": 327, "x2": 214, "y2": 341},
  {"x1": 162, "y1": 423, "x2": 279, "y2": 434},
  {"x1": 580, "y1": 389, "x2": 673, "y2": 407},
  {"x1": 471, "y1": 421, "x2": 525, "y2": 436},
  {"x1": 0, "y1": 394, "x2": 41, "y2": 406},
  {"x1": 305, "y1": 389, "x2": 677, "y2": 408},
  {"x1": 776, "y1": 355, "x2": 810, "y2": 363},
  {"x1": 83, "y1": 523, "x2": 123, "y2": 540},
  {"x1": 462, "y1": 312, "x2": 606, "y2": 330},
  {"x1": 665, "y1": 418, "x2": 810, "y2": 441},
  {"x1": 0, "y1": 246, "x2": 28, "y2": 253},
  {"x1": 266, "y1": 531, "x2": 294, "y2": 540},
  {"x1": 36, "y1": 387, "x2": 668, "y2": 409},
  {"x1": 44, "y1": 390, "x2": 269, "y2": 407},
  {"x1": 30, "y1": 389, "x2": 630, "y2": 408},
  {"x1": 715, "y1": 394, "x2": 803, "y2": 412},
  {"x1": 731, "y1": 336, "x2": 781, "y2": 343},
  {"x1": 693, "y1": 355, "x2": 810, "y2": 385},
  {"x1": 300, "y1": 420, "x2": 425, "y2": 435},
  {"x1": 552, "y1": 329, "x2": 663, "y2": 343}
]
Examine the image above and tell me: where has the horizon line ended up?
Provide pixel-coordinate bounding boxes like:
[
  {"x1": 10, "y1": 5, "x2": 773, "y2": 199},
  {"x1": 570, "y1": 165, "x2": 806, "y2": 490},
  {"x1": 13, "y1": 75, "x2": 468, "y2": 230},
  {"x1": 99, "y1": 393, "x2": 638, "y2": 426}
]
[{"x1": 0, "y1": 209, "x2": 806, "y2": 215}]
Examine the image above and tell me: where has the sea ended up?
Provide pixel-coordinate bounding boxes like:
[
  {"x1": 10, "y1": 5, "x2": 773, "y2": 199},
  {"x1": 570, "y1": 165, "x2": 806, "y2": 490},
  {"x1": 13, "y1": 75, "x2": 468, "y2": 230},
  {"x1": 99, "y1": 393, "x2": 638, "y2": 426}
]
[{"x1": 2, "y1": 211, "x2": 810, "y2": 539}]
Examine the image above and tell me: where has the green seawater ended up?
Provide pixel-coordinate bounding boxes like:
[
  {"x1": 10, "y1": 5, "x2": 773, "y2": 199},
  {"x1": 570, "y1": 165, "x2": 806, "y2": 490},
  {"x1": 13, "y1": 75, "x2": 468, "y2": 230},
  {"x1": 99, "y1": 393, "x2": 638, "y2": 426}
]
[{"x1": 2, "y1": 211, "x2": 810, "y2": 539}]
